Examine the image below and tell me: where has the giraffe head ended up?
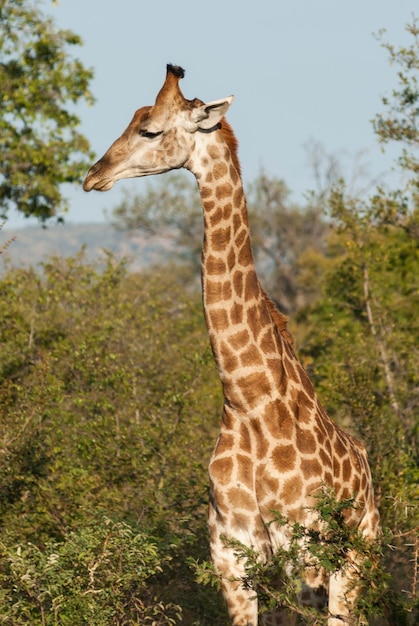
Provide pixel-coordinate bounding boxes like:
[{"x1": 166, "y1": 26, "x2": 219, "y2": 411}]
[{"x1": 83, "y1": 64, "x2": 233, "y2": 192}]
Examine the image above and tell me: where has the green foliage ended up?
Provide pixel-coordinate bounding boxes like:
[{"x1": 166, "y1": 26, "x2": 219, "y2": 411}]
[
  {"x1": 194, "y1": 489, "x2": 404, "y2": 625},
  {"x1": 246, "y1": 171, "x2": 329, "y2": 314},
  {"x1": 297, "y1": 182, "x2": 418, "y2": 624},
  {"x1": 0, "y1": 518, "x2": 181, "y2": 625},
  {"x1": 0, "y1": 0, "x2": 94, "y2": 221},
  {"x1": 373, "y1": 16, "x2": 419, "y2": 190},
  {"x1": 0, "y1": 252, "x2": 227, "y2": 624}
]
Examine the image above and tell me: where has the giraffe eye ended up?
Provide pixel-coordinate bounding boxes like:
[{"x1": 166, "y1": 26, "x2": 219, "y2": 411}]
[{"x1": 139, "y1": 129, "x2": 163, "y2": 139}]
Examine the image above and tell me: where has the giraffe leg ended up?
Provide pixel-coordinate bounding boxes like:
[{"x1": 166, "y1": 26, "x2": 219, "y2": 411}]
[
  {"x1": 209, "y1": 518, "x2": 300, "y2": 626},
  {"x1": 327, "y1": 560, "x2": 359, "y2": 626},
  {"x1": 209, "y1": 528, "x2": 259, "y2": 626},
  {"x1": 259, "y1": 565, "x2": 326, "y2": 626}
]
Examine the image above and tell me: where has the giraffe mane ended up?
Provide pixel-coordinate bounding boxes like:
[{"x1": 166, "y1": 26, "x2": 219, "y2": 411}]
[
  {"x1": 219, "y1": 119, "x2": 242, "y2": 178},
  {"x1": 261, "y1": 288, "x2": 295, "y2": 349},
  {"x1": 217, "y1": 120, "x2": 294, "y2": 349}
]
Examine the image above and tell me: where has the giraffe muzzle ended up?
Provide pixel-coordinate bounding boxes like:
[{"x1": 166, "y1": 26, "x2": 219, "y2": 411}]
[{"x1": 83, "y1": 162, "x2": 115, "y2": 192}]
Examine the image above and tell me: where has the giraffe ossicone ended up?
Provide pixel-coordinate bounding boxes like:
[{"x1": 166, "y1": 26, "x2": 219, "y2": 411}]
[{"x1": 84, "y1": 64, "x2": 380, "y2": 626}]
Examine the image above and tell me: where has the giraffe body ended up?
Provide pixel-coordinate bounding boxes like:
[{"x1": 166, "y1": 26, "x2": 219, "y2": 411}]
[{"x1": 84, "y1": 65, "x2": 380, "y2": 625}]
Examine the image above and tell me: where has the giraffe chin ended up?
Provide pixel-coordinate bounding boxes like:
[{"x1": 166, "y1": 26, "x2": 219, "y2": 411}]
[{"x1": 84, "y1": 177, "x2": 114, "y2": 192}]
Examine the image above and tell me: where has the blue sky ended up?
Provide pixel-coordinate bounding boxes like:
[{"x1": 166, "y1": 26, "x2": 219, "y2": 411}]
[{"x1": 6, "y1": 0, "x2": 418, "y2": 227}]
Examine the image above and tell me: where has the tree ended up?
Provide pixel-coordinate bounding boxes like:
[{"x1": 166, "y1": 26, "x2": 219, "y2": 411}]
[
  {"x1": 298, "y1": 189, "x2": 419, "y2": 623},
  {"x1": 0, "y1": 0, "x2": 94, "y2": 222},
  {"x1": 0, "y1": 253, "x2": 228, "y2": 624},
  {"x1": 246, "y1": 171, "x2": 329, "y2": 314},
  {"x1": 373, "y1": 16, "x2": 419, "y2": 192},
  {"x1": 112, "y1": 171, "x2": 203, "y2": 273}
]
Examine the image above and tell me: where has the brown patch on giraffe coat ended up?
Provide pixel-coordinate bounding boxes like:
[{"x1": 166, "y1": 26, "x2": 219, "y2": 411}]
[
  {"x1": 251, "y1": 419, "x2": 270, "y2": 459},
  {"x1": 222, "y1": 281, "x2": 232, "y2": 300},
  {"x1": 205, "y1": 171, "x2": 213, "y2": 183},
  {"x1": 281, "y1": 475, "x2": 303, "y2": 505},
  {"x1": 300, "y1": 369, "x2": 315, "y2": 396},
  {"x1": 257, "y1": 472, "x2": 280, "y2": 498},
  {"x1": 342, "y1": 457, "x2": 352, "y2": 482},
  {"x1": 271, "y1": 444, "x2": 297, "y2": 472},
  {"x1": 211, "y1": 226, "x2": 231, "y2": 251},
  {"x1": 340, "y1": 486, "x2": 351, "y2": 501},
  {"x1": 282, "y1": 355, "x2": 298, "y2": 379},
  {"x1": 231, "y1": 512, "x2": 251, "y2": 531},
  {"x1": 228, "y1": 328, "x2": 250, "y2": 350},
  {"x1": 285, "y1": 507, "x2": 305, "y2": 523},
  {"x1": 266, "y1": 358, "x2": 286, "y2": 390},
  {"x1": 259, "y1": 327, "x2": 276, "y2": 354},
  {"x1": 208, "y1": 308, "x2": 229, "y2": 331},
  {"x1": 300, "y1": 458, "x2": 323, "y2": 479},
  {"x1": 237, "y1": 371, "x2": 272, "y2": 409},
  {"x1": 232, "y1": 213, "x2": 242, "y2": 233},
  {"x1": 246, "y1": 305, "x2": 260, "y2": 340},
  {"x1": 236, "y1": 453, "x2": 253, "y2": 489},
  {"x1": 264, "y1": 399, "x2": 294, "y2": 440},
  {"x1": 314, "y1": 421, "x2": 328, "y2": 440},
  {"x1": 239, "y1": 423, "x2": 252, "y2": 454},
  {"x1": 289, "y1": 388, "x2": 315, "y2": 425},
  {"x1": 296, "y1": 428, "x2": 317, "y2": 455},
  {"x1": 221, "y1": 407, "x2": 235, "y2": 429},
  {"x1": 204, "y1": 279, "x2": 231, "y2": 303},
  {"x1": 227, "y1": 486, "x2": 255, "y2": 510},
  {"x1": 223, "y1": 204, "x2": 233, "y2": 221},
  {"x1": 203, "y1": 278, "x2": 219, "y2": 299},
  {"x1": 256, "y1": 432, "x2": 269, "y2": 459},
  {"x1": 233, "y1": 186, "x2": 244, "y2": 207},
  {"x1": 350, "y1": 473, "x2": 361, "y2": 494},
  {"x1": 204, "y1": 200, "x2": 215, "y2": 212},
  {"x1": 213, "y1": 161, "x2": 228, "y2": 179},
  {"x1": 350, "y1": 446, "x2": 364, "y2": 473},
  {"x1": 244, "y1": 269, "x2": 259, "y2": 299},
  {"x1": 232, "y1": 269, "x2": 244, "y2": 298},
  {"x1": 229, "y1": 301, "x2": 243, "y2": 325},
  {"x1": 238, "y1": 240, "x2": 252, "y2": 266},
  {"x1": 335, "y1": 433, "x2": 348, "y2": 458},
  {"x1": 235, "y1": 228, "x2": 246, "y2": 248},
  {"x1": 220, "y1": 341, "x2": 239, "y2": 371},
  {"x1": 318, "y1": 447, "x2": 332, "y2": 468},
  {"x1": 200, "y1": 185, "x2": 212, "y2": 199},
  {"x1": 226, "y1": 247, "x2": 236, "y2": 271},
  {"x1": 207, "y1": 144, "x2": 221, "y2": 160},
  {"x1": 240, "y1": 344, "x2": 264, "y2": 367},
  {"x1": 209, "y1": 206, "x2": 223, "y2": 226},
  {"x1": 209, "y1": 457, "x2": 233, "y2": 486},
  {"x1": 215, "y1": 183, "x2": 233, "y2": 200},
  {"x1": 214, "y1": 432, "x2": 235, "y2": 454},
  {"x1": 324, "y1": 471, "x2": 334, "y2": 487},
  {"x1": 206, "y1": 255, "x2": 226, "y2": 275},
  {"x1": 333, "y1": 461, "x2": 341, "y2": 479},
  {"x1": 230, "y1": 164, "x2": 239, "y2": 185}
]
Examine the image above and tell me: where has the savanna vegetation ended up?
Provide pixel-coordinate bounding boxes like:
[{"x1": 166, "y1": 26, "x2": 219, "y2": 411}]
[{"x1": 0, "y1": 2, "x2": 418, "y2": 624}]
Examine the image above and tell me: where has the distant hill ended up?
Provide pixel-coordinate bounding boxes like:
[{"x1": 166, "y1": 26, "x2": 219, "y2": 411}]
[{"x1": 0, "y1": 222, "x2": 174, "y2": 272}]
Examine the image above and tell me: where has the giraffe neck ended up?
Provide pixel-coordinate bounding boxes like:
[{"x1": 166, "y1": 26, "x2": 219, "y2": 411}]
[{"x1": 186, "y1": 126, "x2": 288, "y2": 408}]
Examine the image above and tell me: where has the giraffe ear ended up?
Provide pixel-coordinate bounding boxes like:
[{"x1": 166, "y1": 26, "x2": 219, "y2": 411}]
[{"x1": 189, "y1": 96, "x2": 234, "y2": 130}]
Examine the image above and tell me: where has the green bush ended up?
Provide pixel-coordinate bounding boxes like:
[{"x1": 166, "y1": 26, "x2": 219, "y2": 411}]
[
  {"x1": 0, "y1": 517, "x2": 180, "y2": 625},
  {"x1": 0, "y1": 252, "x2": 227, "y2": 624}
]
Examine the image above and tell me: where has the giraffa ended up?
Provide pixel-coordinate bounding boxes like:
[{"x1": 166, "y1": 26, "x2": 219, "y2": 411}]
[{"x1": 83, "y1": 65, "x2": 380, "y2": 625}]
